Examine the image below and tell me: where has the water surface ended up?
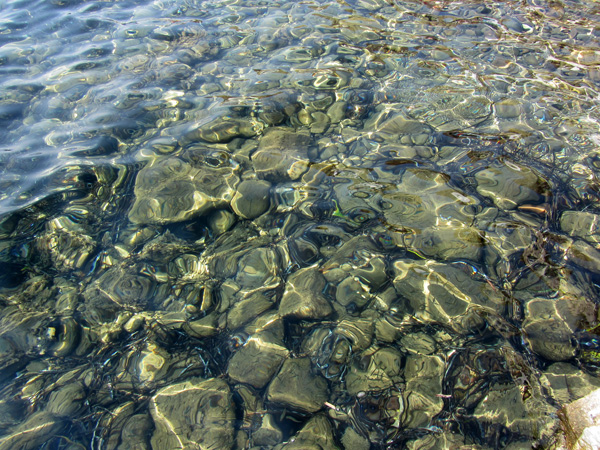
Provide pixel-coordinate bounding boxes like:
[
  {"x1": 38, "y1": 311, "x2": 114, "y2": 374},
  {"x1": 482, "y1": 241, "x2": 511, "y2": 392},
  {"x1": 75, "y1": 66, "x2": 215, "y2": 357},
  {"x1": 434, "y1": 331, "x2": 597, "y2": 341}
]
[{"x1": 1, "y1": 0, "x2": 600, "y2": 449}]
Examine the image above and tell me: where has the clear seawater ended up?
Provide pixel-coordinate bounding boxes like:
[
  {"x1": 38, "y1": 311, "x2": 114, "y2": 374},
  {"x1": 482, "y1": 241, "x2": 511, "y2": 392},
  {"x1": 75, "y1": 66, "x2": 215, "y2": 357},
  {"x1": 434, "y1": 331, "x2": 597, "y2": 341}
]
[{"x1": 1, "y1": 0, "x2": 600, "y2": 449}]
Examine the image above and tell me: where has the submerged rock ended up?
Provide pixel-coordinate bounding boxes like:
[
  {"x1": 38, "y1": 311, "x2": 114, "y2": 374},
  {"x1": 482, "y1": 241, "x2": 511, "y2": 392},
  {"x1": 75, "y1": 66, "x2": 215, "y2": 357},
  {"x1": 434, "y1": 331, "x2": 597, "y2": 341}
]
[
  {"x1": 402, "y1": 354, "x2": 444, "y2": 429},
  {"x1": 392, "y1": 259, "x2": 504, "y2": 334},
  {"x1": 129, "y1": 154, "x2": 239, "y2": 224},
  {"x1": 559, "y1": 388, "x2": 600, "y2": 450},
  {"x1": 252, "y1": 128, "x2": 311, "y2": 181},
  {"x1": 0, "y1": 412, "x2": 64, "y2": 450},
  {"x1": 345, "y1": 347, "x2": 403, "y2": 395},
  {"x1": 182, "y1": 116, "x2": 258, "y2": 144},
  {"x1": 560, "y1": 211, "x2": 600, "y2": 244},
  {"x1": 522, "y1": 297, "x2": 595, "y2": 362},
  {"x1": 543, "y1": 363, "x2": 600, "y2": 405},
  {"x1": 227, "y1": 331, "x2": 288, "y2": 388},
  {"x1": 150, "y1": 377, "x2": 235, "y2": 450},
  {"x1": 475, "y1": 160, "x2": 546, "y2": 210},
  {"x1": 231, "y1": 179, "x2": 271, "y2": 219},
  {"x1": 279, "y1": 266, "x2": 332, "y2": 319},
  {"x1": 276, "y1": 415, "x2": 339, "y2": 450},
  {"x1": 267, "y1": 357, "x2": 329, "y2": 413}
]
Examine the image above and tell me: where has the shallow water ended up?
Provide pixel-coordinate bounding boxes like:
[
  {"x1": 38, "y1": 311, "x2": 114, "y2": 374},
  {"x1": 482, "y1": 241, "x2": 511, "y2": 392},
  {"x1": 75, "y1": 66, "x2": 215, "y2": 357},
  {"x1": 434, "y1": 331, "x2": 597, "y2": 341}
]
[{"x1": 1, "y1": 0, "x2": 600, "y2": 448}]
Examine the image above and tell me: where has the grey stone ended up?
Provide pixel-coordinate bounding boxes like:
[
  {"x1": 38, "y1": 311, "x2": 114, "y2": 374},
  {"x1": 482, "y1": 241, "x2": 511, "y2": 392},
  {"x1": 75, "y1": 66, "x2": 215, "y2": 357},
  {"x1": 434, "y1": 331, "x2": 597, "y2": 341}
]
[
  {"x1": 0, "y1": 412, "x2": 65, "y2": 450},
  {"x1": 228, "y1": 332, "x2": 288, "y2": 388},
  {"x1": 150, "y1": 378, "x2": 235, "y2": 450},
  {"x1": 129, "y1": 156, "x2": 239, "y2": 224},
  {"x1": 278, "y1": 415, "x2": 339, "y2": 450},
  {"x1": 252, "y1": 128, "x2": 311, "y2": 181},
  {"x1": 559, "y1": 388, "x2": 600, "y2": 450},
  {"x1": 560, "y1": 211, "x2": 600, "y2": 243},
  {"x1": 475, "y1": 161, "x2": 544, "y2": 210},
  {"x1": 267, "y1": 358, "x2": 328, "y2": 413},
  {"x1": 231, "y1": 180, "x2": 271, "y2": 219},
  {"x1": 279, "y1": 266, "x2": 332, "y2": 319}
]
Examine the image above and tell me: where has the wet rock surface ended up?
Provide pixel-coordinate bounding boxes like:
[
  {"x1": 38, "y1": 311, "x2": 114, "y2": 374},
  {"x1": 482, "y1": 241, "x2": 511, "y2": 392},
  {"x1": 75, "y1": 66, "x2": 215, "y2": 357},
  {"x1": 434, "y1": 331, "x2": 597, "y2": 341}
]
[
  {"x1": 267, "y1": 357, "x2": 329, "y2": 413},
  {"x1": 129, "y1": 150, "x2": 240, "y2": 224},
  {"x1": 150, "y1": 378, "x2": 235, "y2": 450},
  {"x1": 1, "y1": 0, "x2": 600, "y2": 449}
]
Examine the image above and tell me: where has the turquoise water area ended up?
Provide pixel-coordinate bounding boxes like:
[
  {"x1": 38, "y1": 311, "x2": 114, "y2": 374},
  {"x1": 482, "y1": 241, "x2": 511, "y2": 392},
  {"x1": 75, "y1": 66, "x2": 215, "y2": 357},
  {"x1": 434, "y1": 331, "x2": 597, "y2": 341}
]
[{"x1": 1, "y1": 0, "x2": 600, "y2": 448}]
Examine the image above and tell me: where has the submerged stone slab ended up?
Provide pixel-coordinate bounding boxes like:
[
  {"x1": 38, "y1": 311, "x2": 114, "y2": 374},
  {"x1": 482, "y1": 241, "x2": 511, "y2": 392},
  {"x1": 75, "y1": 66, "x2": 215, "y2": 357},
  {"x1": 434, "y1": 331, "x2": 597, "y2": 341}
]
[
  {"x1": 560, "y1": 389, "x2": 600, "y2": 450},
  {"x1": 522, "y1": 297, "x2": 595, "y2": 362},
  {"x1": 129, "y1": 156, "x2": 239, "y2": 224},
  {"x1": 0, "y1": 412, "x2": 64, "y2": 450},
  {"x1": 227, "y1": 332, "x2": 288, "y2": 388},
  {"x1": 475, "y1": 161, "x2": 544, "y2": 210},
  {"x1": 392, "y1": 259, "x2": 504, "y2": 334},
  {"x1": 561, "y1": 211, "x2": 600, "y2": 243},
  {"x1": 150, "y1": 378, "x2": 235, "y2": 450},
  {"x1": 345, "y1": 347, "x2": 403, "y2": 395},
  {"x1": 231, "y1": 179, "x2": 271, "y2": 219},
  {"x1": 278, "y1": 415, "x2": 339, "y2": 450},
  {"x1": 267, "y1": 357, "x2": 328, "y2": 413},
  {"x1": 279, "y1": 266, "x2": 332, "y2": 319},
  {"x1": 252, "y1": 128, "x2": 311, "y2": 181}
]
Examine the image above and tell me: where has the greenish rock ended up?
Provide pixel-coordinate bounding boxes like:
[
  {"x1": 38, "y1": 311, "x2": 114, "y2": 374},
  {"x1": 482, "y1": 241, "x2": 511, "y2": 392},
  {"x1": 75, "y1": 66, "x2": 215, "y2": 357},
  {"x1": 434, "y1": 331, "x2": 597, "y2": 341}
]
[
  {"x1": 522, "y1": 296, "x2": 594, "y2": 362},
  {"x1": 392, "y1": 259, "x2": 502, "y2": 334},
  {"x1": 378, "y1": 168, "x2": 479, "y2": 230},
  {"x1": 183, "y1": 313, "x2": 219, "y2": 338},
  {"x1": 253, "y1": 413, "x2": 283, "y2": 447},
  {"x1": 408, "y1": 93, "x2": 492, "y2": 132},
  {"x1": 401, "y1": 332, "x2": 437, "y2": 355},
  {"x1": 252, "y1": 128, "x2": 311, "y2": 181},
  {"x1": 377, "y1": 114, "x2": 431, "y2": 136},
  {"x1": 567, "y1": 239, "x2": 600, "y2": 274},
  {"x1": 335, "y1": 276, "x2": 371, "y2": 308},
  {"x1": 207, "y1": 209, "x2": 236, "y2": 236},
  {"x1": 277, "y1": 415, "x2": 339, "y2": 450},
  {"x1": 227, "y1": 293, "x2": 274, "y2": 330},
  {"x1": 129, "y1": 156, "x2": 239, "y2": 224},
  {"x1": 82, "y1": 264, "x2": 161, "y2": 323},
  {"x1": 406, "y1": 226, "x2": 483, "y2": 262},
  {"x1": 472, "y1": 382, "x2": 547, "y2": 439},
  {"x1": 0, "y1": 412, "x2": 65, "y2": 450},
  {"x1": 310, "y1": 111, "x2": 330, "y2": 134},
  {"x1": 543, "y1": 363, "x2": 600, "y2": 404},
  {"x1": 36, "y1": 217, "x2": 96, "y2": 271},
  {"x1": 231, "y1": 179, "x2": 271, "y2": 219},
  {"x1": 267, "y1": 357, "x2": 328, "y2": 413},
  {"x1": 405, "y1": 432, "x2": 477, "y2": 450},
  {"x1": 150, "y1": 378, "x2": 235, "y2": 450},
  {"x1": 234, "y1": 246, "x2": 280, "y2": 293},
  {"x1": 184, "y1": 117, "x2": 257, "y2": 144},
  {"x1": 345, "y1": 347, "x2": 403, "y2": 395},
  {"x1": 45, "y1": 382, "x2": 86, "y2": 417},
  {"x1": 494, "y1": 98, "x2": 522, "y2": 119},
  {"x1": 334, "y1": 318, "x2": 374, "y2": 351},
  {"x1": 402, "y1": 354, "x2": 444, "y2": 428},
  {"x1": 117, "y1": 414, "x2": 153, "y2": 450},
  {"x1": 560, "y1": 211, "x2": 600, "y2": 243},
  {"x1": 102, "y1": 403, "x2": 151, "y2": 450},
  {"x1": 475, "y1": 161, "x2": 544, "y2": 210},
  {"x1": 327, "y1": 101, "x2": 347, "y2": 123},
  {"x1": 279, "y1": 266, "x2": 332, "y2": 319},
  {"x1": 341, "y1": 427, "x2": 370, "y2": 450},
  {"x1": 227, "y1": 332, "x2": 288, "y2": 388}
]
